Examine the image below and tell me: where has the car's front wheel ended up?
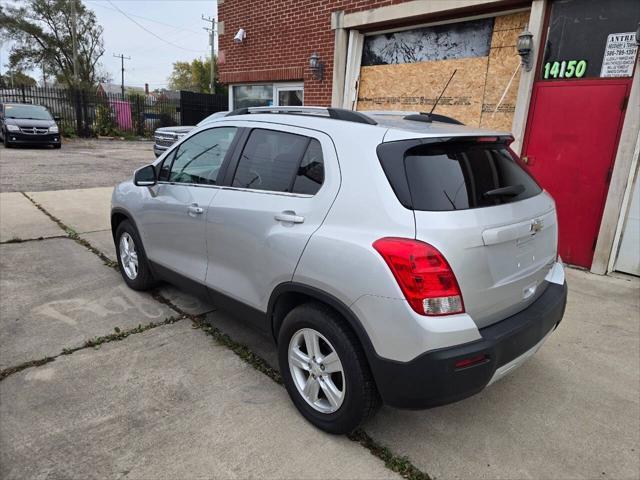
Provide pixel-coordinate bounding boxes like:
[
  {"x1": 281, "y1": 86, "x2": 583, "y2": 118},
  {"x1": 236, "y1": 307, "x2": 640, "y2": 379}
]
[
  {"x1": 278, "y1": 303, "x2": 379, "y2": 434},
  {"x1": 115, "y1": 220, "x2": 155, "y2": 290},
  {"x1": 3, "y1": 133, "x2": 11, "y2": 148}
]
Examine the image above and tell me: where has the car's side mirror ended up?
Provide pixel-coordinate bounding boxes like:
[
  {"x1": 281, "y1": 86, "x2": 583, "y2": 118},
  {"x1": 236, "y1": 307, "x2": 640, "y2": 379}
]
[
  {"x1": 134, "y1": 165, "x2": 157, "y2": 187},
  {"x1": 53, "y1": 115, "x2": 61, "y2": 122}
]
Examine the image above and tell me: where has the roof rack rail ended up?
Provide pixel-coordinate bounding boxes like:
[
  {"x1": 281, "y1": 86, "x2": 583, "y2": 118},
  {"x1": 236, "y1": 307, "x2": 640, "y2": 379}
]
[
  {"x1": 225, "y1": 106, "x2": 377, "y2": 125},
  {"x1": 403, "y1": 113, "x2": 464, "y2": 125}
]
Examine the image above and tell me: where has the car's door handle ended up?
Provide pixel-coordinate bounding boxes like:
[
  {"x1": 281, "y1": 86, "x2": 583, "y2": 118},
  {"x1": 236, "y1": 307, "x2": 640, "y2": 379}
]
[
  {"x1": 188, "y1": 204, "x2": 204, "y2": 215},
  {"x1": 274, "y1": 212, "x2": 305, "y2": 224}
]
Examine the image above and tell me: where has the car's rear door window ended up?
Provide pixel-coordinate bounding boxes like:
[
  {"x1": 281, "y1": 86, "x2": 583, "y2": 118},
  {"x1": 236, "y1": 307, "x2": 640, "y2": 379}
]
[
  {"x1": 404, "y1": 142, "x2": 541, "y2": 211},
  {"x1": 232, "y1": 128, "x2": 323, "y2": 194},
  {"x1": 164, "y1": 127, "x2": 237, "y2": 185},
  {"x1": 292, "y1": 139, "x2": 324, "y2": 194}
]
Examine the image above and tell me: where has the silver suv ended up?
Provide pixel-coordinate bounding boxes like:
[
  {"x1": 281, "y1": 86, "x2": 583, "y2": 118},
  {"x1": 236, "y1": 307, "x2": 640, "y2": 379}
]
[{"x1": 111, "y1": 107, "x2": 567, "y2": 434}]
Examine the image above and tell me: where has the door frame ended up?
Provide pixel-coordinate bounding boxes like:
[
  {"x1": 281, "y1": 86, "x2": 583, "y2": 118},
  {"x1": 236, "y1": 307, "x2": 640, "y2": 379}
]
[{"x1": 520, "y1": 0, "x2": 640, "y2": 273}]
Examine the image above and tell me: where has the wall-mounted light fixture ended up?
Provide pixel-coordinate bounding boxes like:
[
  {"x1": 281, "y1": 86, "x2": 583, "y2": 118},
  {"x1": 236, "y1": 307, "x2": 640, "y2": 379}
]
[
  {"x1": 309, "y1": 51, "x2": 324, "y2": 81},
  {"x1": 234, "y1": 28, "x2": 246, "y2": 44},
  {"x1": 517, "y1": 27, "x2": 534, "y2": 72}
]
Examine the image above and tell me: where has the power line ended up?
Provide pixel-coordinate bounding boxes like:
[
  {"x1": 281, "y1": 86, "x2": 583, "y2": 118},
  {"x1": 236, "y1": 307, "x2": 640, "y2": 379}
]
[
  {"x1": 87, "y1": 0, "x2": 202, "y2": 36},
  {"x1": 106, "y1": 0, "x2": 204, "y2": 53}
]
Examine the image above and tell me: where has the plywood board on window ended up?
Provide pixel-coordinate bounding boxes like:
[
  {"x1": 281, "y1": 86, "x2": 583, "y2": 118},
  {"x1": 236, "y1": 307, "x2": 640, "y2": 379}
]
[
  {"x1": 356, "y1": 11, "x2": 530, "y2": 131},
  {"x1": 493, "y1": 10, "x2": 529, "y2": 32},
  {"x1": 479, "y1": 47, "x2": 522, "y2": 131},
  {"x1": 357, "y1": 57, "x2": 488, "y2": 127}
]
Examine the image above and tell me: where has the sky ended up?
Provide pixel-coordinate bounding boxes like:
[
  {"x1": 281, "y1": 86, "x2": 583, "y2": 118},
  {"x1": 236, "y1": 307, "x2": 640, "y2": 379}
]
[{"x1": 1, "y1": 0, "x2": 218, "y2": 90}]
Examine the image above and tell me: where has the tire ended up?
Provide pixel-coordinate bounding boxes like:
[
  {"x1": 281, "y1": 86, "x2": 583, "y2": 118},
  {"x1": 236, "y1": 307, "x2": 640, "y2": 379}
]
[
  {"x1": 278, "y1": 303, "x2": 379, "y2": 434},
  {"x1": 3, "y1": 134, "x2": 11, "y2": 148},
  {"x1": 53, "y1": 143, "x2": 61, "y2": 149},
  {"x1": 115, "y1": 220, "x2": 156, "y2": 291}
]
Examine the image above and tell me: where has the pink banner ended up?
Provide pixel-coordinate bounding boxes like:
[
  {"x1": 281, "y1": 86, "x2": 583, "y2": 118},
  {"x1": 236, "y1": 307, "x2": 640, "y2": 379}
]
[{"x1": 109, "y1": 99, "x2": 132, "y2": 130}]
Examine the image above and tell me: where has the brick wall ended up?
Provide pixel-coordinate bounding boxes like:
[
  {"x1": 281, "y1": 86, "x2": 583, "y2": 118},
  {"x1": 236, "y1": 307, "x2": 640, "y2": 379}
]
[{"x1": 218, "y1": 0, "x2": 406, "y2": 106}]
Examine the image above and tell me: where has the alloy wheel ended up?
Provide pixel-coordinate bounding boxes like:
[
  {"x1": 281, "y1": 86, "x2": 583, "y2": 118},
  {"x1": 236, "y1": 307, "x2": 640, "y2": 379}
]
[
  {"x1": 119, "y1": 232, "x2": 139, "y2": 280},
  {"x1": 288, "y1": 328, "x2": 345, "y2": 414}
]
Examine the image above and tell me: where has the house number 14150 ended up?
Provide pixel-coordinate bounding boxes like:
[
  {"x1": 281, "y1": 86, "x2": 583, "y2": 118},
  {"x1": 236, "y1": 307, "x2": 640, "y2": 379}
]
[{"x1": 543, "y1": 60, "x2": 587, "y2": 79}]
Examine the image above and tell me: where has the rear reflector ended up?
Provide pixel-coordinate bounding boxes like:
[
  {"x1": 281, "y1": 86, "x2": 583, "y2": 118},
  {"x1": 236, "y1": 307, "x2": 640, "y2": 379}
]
[
  {"x1": 372, "y1": 237, "x2": 464, "y2": 316},
  {"x1": 454, "y1": 354, "x2": 487, "y2": 370}
]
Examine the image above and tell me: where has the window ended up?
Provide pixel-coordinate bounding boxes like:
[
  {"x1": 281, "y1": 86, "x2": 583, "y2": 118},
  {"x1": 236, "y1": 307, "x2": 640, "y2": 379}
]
[
  {"x1": 232, "y1": 85, "x2": 273, "y2": 108},
  {"x1": 292, "y1": 139, "x2": 324, "y2": 194},
  {"x1": 362, "y1": 18, "x2": 494, "y2": 66},
  {"x1": 403, "y1": 142, "x2": 541, "y2": 211},
  {"x1": 277, "y1": 88, "x2": 303, "y2": 106},
  {"x1": 378, "y1": 140, "x2": 541, "y2": 211},
  {"x1": 541, "y1": 0, "x2": 640, "y2": 80},
  {"x1": 230, "y1": 83, "x2": 304, "y2": 110},
  {"x1": 162, "y1": 127, "x2": 237, "y2": 185},
  {"x1": 232, "y1": 129, "x2": 323, "y2": 194}
]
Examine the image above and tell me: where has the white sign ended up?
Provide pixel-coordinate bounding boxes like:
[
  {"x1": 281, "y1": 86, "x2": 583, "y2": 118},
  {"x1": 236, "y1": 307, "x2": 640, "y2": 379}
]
[{"x1": 600, "y1": 32, "x2": 638, "y2": 78}]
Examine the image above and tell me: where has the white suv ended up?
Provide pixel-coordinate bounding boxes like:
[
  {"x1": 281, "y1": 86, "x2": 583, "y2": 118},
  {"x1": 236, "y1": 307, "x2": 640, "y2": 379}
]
[{"x1": 111, "y1": 107, "x2": 567, "y2": 434}]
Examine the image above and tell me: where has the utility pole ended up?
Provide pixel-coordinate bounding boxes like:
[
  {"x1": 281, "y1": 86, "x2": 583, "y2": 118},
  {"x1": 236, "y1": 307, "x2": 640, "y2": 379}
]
[
  {"x1": 71, "y1": 0, "x2": 79, "y2": 86},
  {"x1": 202, "y1": 15, "x2": 217, "y2": 94},
  {"x1": 113, "y1": 53, "x2": 131, "y2": 98}
]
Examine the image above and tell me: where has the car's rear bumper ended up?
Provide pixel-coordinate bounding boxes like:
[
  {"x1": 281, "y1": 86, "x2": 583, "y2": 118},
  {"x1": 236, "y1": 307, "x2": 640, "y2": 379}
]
[
  {"x1": 5, "y1": 131, "x2": 60, "y2": 145},
  {"x1": 369, "y1": 280, "x2": 568, "y2": 409}
]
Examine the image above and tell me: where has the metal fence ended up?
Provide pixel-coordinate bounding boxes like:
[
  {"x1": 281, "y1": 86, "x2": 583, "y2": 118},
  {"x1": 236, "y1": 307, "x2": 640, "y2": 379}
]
[{"x1": 0, "y1": 85, "x2": 228, "y2": 138}]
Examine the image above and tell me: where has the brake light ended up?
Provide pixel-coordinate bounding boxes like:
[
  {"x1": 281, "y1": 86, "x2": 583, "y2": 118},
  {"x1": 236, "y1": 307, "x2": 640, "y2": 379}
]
[{"x1": 372, "y1": 238, "x2": 464, "y2": 316}]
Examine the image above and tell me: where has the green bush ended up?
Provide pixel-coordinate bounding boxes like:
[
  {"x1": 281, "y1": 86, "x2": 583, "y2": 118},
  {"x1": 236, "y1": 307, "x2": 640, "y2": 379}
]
[{"x1": 95, "y1": 102, "x2": 116, "y2": 136}]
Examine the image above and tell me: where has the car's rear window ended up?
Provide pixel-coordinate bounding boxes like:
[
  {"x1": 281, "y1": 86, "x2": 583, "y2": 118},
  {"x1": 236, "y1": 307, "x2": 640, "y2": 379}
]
[{"x1": 379, "y1": 140, "x2": 542, "y2": 211}]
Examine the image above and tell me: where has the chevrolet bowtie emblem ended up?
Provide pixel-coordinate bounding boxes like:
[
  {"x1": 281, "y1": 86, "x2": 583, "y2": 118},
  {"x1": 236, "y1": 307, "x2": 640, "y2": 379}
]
[{"x1": 530, "y1": 218, "x2": 543, "y2": 234}]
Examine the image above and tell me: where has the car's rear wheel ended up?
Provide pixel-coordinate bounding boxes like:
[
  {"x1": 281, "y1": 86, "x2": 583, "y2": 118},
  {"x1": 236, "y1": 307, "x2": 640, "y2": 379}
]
[
  {"x1": 278, "y1": 303, "x2": 379, "y2": 434},
  {"x1": 115, "y1": 220, "x2": 155, "y2": 290}
]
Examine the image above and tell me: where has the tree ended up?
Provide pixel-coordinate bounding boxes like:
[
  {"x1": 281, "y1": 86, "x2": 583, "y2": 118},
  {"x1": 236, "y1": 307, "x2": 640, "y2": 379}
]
[
  {"x1": 168, "y1": 57, "x2": 224, "y2": 93},
  {"x1": 0, "y1": 0, "x2": 106, "y2": 88},
  {"x1": 0, "y1": 70, "x2": 38, "y2": 88}
]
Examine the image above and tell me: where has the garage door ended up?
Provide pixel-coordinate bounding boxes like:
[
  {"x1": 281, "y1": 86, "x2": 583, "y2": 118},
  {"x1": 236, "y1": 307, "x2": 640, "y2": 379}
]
[{"x1": 615, "y1": 173, "x2": 640, "y2": 275}]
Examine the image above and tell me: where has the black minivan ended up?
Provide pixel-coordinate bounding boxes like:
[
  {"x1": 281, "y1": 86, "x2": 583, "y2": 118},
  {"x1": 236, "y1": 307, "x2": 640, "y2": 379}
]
[{"x1": 0, "y1": 103, "x2": 61, "y2": 148}]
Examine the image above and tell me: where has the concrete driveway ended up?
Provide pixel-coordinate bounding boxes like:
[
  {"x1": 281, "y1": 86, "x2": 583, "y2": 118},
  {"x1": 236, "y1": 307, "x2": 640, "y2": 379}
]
[
  {"x1": 0, "y1": 138, "x2": 154, "y2": 192},
  {"x1": 0, "y1": 181, "x2": 638, "y2": 479}
]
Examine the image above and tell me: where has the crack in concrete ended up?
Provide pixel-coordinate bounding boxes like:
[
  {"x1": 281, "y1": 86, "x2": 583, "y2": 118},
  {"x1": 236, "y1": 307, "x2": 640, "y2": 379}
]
[
  {"x1": 20, "y1": 192, "x2": 118, "y2": 269},
  {"x1": 10, "y1": 193, "x2": 432, "y2": 480},
  {"x1": 0, "y1": 316, "x2": 186, "y2": 381},
  {"x1": 1, "y1": 235, "x2": 70, "y2": 245}
]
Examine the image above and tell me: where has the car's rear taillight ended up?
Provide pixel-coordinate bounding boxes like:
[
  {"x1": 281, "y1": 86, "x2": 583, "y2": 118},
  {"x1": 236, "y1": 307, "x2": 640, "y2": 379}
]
[{"x1": 372, "y1": 237, "x2": 464, "y2": 316}]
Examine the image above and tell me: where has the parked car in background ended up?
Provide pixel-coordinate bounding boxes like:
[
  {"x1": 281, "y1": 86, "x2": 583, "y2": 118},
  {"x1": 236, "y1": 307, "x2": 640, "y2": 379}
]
[
  {"x1": 0, "y1": 103, "x2": 61, "y2": 148},
  {"x1": 112, "y1": 106, "x2": 567, "y2": 434},
  {"x1": 153, "y1": 111, "x2": 228, "y2": 157}
]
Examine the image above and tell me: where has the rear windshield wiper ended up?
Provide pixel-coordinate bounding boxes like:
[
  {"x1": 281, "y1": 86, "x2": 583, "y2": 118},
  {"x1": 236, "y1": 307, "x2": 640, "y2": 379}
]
[{"x1": 483, "y1": 185, "x2": 525, "y2": 198}]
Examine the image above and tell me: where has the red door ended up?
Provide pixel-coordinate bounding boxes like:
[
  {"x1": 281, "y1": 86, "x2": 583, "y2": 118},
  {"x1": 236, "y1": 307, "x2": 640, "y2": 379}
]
[{"x1": 521, "y1": 79, "x2": 630, "y2": 267}]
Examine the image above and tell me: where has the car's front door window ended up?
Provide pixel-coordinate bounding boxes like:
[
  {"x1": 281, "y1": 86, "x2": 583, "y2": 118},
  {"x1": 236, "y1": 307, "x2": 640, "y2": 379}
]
[{"x1": 167, "y1": 127, "x2": 237, "y2": 185}]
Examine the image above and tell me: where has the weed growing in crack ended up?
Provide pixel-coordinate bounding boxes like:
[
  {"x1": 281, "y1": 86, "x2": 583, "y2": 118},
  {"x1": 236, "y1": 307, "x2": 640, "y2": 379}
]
[
  {"x1": 192, "y1": 318, "x2": 283, "y2": 384},
  {"x1": 20, "y1": 192, "x2": 118, "y2": 269},
  {"x1": 348, "y1": 429, "x2": 431, "y2": 480},
  {"x1": 1, "y1": 316, "x2": 186, "y2": 380},
  {"x1": 0, "y1": 356, "x2": 56, "y2": 381}
]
